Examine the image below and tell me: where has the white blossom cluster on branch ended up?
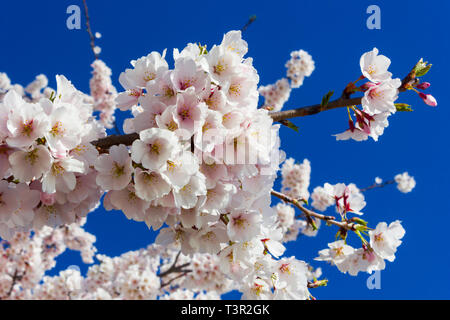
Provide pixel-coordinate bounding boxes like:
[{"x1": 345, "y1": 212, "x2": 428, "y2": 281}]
[
  {"x1": 335, "y1": 48, "x2": 436, "y2": 141},
  {"x1": 259, "y1": 50, "x2": 315, "y2": 111},
  {"x1": 0, "y1": 28, "x2": 430, "y2": 300}
]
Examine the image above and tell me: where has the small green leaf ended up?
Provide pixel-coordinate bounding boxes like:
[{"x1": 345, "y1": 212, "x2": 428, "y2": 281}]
[
  {"x1": 314, "y1": 279, "x2": 328, "y2": 287},
  {"x1": 321, "y1": 91, "x2": 334, "y2": 107},
  {"x1": 309, "y1": 219, "x2": 318, "y2": 231},
  {"x1": 355, "y1": 225, "x2": 368, "y2": 232},
  {"x1": 351, "y1": 217, "x2": 368, "y2": 226},
  {"x1": 335, "y1": 229, "x2": 348, "y2": 241},
  {"x1": 395, "y1": 103, "x2": 413, "y2": 112},
  {"x1": 413, "y1": 58, "x2": 432, "y2": 77},
  {"x1": 279, "y1": 119, "x2": 299, "y2": 132}
]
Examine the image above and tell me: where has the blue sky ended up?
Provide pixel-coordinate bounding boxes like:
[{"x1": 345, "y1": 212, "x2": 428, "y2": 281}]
[{"x1": 1, "y1": 0, "x2": 449, "y2": 299}]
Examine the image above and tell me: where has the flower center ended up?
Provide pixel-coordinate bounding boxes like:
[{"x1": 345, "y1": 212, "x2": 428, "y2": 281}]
[
  {"x1": 26, "y1": 149, "x2": 39, "y2": 165},
  {"x1": 21, "y1": 120, "x2": 34, "y2": 137},
  {"x1": 50, "y1": 121, "x2": 65, "y2": 137},
  {"x1": 279, "y1": 263, "x2": 291, "y2": 274},
  {"x1": 112, "y1": 162, "x2": 125, "y2": 178},
  {"x1": 374, "y1": 233, "x2": 383, "y2": 242},
  {"x1": 149, "y1": 142, "x2": 160, "y2": 155},
  {"x1": 144, "y1": 72, "x2": 156, "y2": 82},
  {"x1": 214, "y1": 61, "x2": 226, "y2": 75},
  {"x1": 51, "y1": 163, "x2": 65, "y2": 176}
]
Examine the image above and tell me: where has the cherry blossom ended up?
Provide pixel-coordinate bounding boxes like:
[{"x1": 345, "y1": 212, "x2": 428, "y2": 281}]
[
  {"x1": 360, "y1": 47, "x2": 392, "y2": 82},
  {"x1": 0, "y1": 28, "x2": 432, "y2": 301},
  {"x1": 369, "y1": 221, "x2": 405, "y2": 262},
  {"x1": 394, "y1": 172, "x2": 416, "y2": 193},
  {"x1": 95, "y1": 144, "x2": 132, "y2": 190}
]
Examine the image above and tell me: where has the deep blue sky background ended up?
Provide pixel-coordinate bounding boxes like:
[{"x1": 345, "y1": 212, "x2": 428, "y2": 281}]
[{"x1": 1, "y1": 0, "x2": 449, "y2": 299}]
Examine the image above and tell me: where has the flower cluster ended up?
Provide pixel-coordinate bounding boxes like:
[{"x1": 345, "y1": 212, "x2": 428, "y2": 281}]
[
  {"x1": 0, "y1": 29, "x2": 425, "y2": 300},
  {"x1": 0, "y1": 220, "x2": 236, "y2": 300},
  {"x1": 259, "y1": 78, "x2": 291, "y2": 112},
  {"x1": 89, "y1": 60, "x2": 118, "y2": 129},
  {"x1": 0, "y1": 75, "x2": 105, "y2": 239},
  {"x1": 311, "y1": 182, "x2": 366, "y2": 216},
  {"x1": 0, "y1": 73, "x2": 54, "y2": 103},
  {"x1": 285, "y1": 50, "x2": 315, "y2": 88},
  {"x1": 316, "y1": 220, "x2": 405, "y2": 276},
  {"x1": 94, "y1": 31, "x2": 312, "y2": 299},
  {"x1": 36, "y1": 243, "x2": 236, "y2": 300},
  {"x1": 394, "y1": 172, "x2": 416, "y2": 193},
  {"x1": 336, "y1": 48, "x2": 401, "y2": 141},
  {"x1": 281, "y1": 158, "x2": 311, "y2": 202},
  {"x1": 259, "y1": 50, "x2": 314, "y2": 111},
  {"x1": 0, "y1": 218, "x2": 96, "y2": 299},
  {"x1": 171, "y1": 252, "x2": 234, "y2": 294}
]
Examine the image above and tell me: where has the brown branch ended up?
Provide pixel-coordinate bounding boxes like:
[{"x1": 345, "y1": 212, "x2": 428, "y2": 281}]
[
  {"x1": 158, "y1": 251, "x2": 192, "y2": 289},
  {"x1": 82, "y1": 0, "x2": 99, "y2": 60},
  {"x1": 241, "y1": 15, "x2": 257, "y2": 32},
  {"x1": 270, "y1": 97, "x2": 362, "y2": 122},
  {"x1": 90, "y1": 64, "x2": 417, "y2": 151},
  {"x1": 2, "y1": 269, "x2": 22, "y2": 299},
  {"x1": 270, "y1": 189, "x2": 358, "y2": 231},
  {"x1": 271, "y1": 68, "x2": 414, "y2": 122},
  {"x1": 160, "y1": 271, "x2": 190, "y2": 289},
  {"x1": 91, "y1": 133, "x2": 138, "y2": 152},
  {"x1": 360, "y1": 179, "x2": 395, "y2": 192}
]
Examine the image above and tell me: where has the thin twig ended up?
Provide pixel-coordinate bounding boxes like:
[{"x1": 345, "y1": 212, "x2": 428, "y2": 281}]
[
  {"x1": 90, "y1": 63, "x2": 417, "y2": 151},
  {"x1": 270, "y1": 97, "x2": 362, "y2": 122},
  {"x1": 271, "y1": 189, "x2": 357, "y2": 231},
  {"x1": 82, "y1": 0, "x2": 99, "y2": 60},
  {"x1": 270, "y1": 67, "x2": 414, "y2": 122},
  {"x1": 160, "y1": 271, "x2": 190, "y2": 289},
  {"x1": 2, "y1": 269, "x2": 22, "y2": 299},
  {"x1": 360, "y1": 180, "x2": 395, "y2": 192},
  {"x1": 158, "y1": 251, "x2": 192, "y2": 289},
  {"x1": 159, "y1": 251, "x2": 182, "y2": 278},
  {"x1": 241, "y1": 15, "x2": 257, "y2": 32},
  {"x1": 158, "y1": 251, "x2": 190, "y2": 276}
]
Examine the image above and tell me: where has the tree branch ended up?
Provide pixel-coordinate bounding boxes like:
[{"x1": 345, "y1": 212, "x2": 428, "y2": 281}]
[
  {"x1": 2, "y1": 269, "x2": 22, "y2": 299},
  {"x1": 92, "y1": 132, "x2": 138, "y2": 152},
  {"x1": 271, "y1": 68, "x2": 414, "y2": 122},
  {"x1": 160, "y1": 271, "x2": 190, "y2": 289},
  {"x1": 360, "y1": 179, "x2": 395, "y2": 192},
  {"x1": 82, "y1": 0, "x2": 99, "y2": 60},
  {"x1": 270, "y1": 189, "x2": 358, "y2": 231},
  {"x1": 90, "y1": 64, "x2": 417, "y2": 151},
  {"x1": 158, "y1": 251, "x2": 192, "y2": 289},
  {"x1": 270, "y1": 97, "x2": 362, "y2": 122},
  {"x1": 241, "y1": 15, "x2": 257, "y2": 32}
]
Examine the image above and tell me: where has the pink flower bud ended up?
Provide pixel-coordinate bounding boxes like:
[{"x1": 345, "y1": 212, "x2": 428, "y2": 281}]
[
  {"x1": 416, "y1": 82, "x2": 431, "y2": 90},
  {"x1": 419, "y1": 92, "x2": 437, "y2": 107}
]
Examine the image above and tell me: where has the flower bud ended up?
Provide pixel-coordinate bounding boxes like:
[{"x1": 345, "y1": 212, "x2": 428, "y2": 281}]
[
  {"x1": 416, "y1": 82, "x2": 431, "y2": 90},
  {"x1": 418, "y1": 92, "x2": 437, "y2": 107}
]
